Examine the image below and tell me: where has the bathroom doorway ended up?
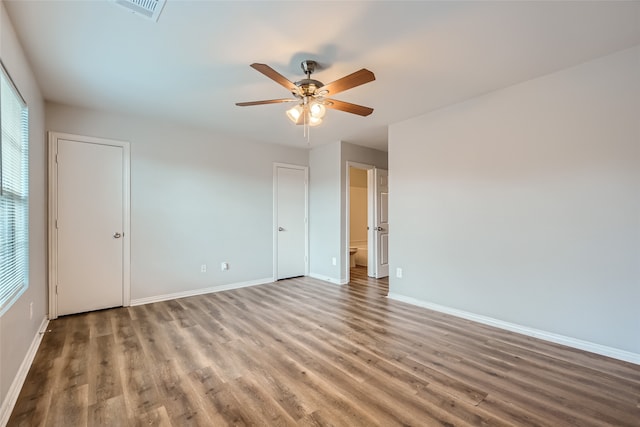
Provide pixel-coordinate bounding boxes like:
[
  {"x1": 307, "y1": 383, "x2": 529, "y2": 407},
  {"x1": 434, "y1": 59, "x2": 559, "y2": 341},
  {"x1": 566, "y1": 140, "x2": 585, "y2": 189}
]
[
  {"x1": 346, "y1": 161, "x2": 389, "y2": 283},
  {"x1": 348, "y1": 165, "x2": 370, "y2": 281}
]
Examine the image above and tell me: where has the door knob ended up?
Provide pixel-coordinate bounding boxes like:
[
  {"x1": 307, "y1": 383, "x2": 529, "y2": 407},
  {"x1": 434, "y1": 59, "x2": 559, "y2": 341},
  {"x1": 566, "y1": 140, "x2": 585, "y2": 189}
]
[
  {"x1": 113, "y1": 232, "x2": 122, "y2": 238},
  {"x1": 278, "y1": 227, "x2": 284, "y2": 231},
  {"x1": 376, "y1": 227, "x2": 384, "y2": 231}
]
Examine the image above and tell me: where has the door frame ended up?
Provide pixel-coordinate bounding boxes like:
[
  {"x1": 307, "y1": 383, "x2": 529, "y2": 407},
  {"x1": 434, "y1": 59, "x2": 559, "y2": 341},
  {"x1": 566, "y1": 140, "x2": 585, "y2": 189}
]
[
  {"x1": 345, "y1": 161, "x2": 375, "y2": 283},
  {"x1": 48, "y1": 132, "x2": 131, "y2": 319},
  {"x1": 273, "y1": 163, "x2": 309, "y2": 280}
]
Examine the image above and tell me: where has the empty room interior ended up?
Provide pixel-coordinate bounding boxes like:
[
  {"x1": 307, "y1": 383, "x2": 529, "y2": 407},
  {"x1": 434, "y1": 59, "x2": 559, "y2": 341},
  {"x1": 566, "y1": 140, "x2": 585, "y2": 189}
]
[{"x1": 1, "y1": 1, "x2": 639, "y2": 426}]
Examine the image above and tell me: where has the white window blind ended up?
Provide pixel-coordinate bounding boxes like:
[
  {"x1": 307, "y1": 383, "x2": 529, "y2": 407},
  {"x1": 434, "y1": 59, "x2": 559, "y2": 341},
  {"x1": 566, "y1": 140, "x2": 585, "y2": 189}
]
[{"x1": 0, "y1": 63, "x2": 29, "y2": 316}]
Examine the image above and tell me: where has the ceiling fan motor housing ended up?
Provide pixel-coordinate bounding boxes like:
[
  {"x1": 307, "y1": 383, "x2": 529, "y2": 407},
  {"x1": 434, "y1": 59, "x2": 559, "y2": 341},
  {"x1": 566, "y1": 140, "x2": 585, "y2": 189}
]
[
  {"x1": 293, "y1": 79, "x2": 324, "y2": 97},
  {"x1": 294, "y1": 60, "x2": 324, "y2": 97}
]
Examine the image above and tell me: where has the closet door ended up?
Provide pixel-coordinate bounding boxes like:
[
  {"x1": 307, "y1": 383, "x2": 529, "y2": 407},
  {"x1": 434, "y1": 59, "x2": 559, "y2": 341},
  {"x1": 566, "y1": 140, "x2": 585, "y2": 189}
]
[
  {"x1": 50, "y1": 133, "x2": 130, "y2": 317},
  {"x1": 275, "y1": 164, "x2": 308, "y2": 280}
]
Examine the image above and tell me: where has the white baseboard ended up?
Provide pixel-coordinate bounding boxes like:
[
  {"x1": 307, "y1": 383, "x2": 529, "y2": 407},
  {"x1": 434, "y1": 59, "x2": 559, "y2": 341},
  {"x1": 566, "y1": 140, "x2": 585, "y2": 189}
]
[
  {"x1": 130, "y1": 277, "x2": 275, "y2": 306},
  {"x1": 308, "y1": 273, "x2": 347, "y2": 286},
  {"x1": 0, "y1": 316, "x2": 49, "y2": 427},
  {"x1": 387, "y1": 293, "x2": 640, "y2": 366}
]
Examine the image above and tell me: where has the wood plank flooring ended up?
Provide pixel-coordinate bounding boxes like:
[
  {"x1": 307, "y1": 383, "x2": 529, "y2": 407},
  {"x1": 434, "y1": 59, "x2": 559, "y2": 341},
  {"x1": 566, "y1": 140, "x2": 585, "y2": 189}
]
[{"x1": 8, "y1": 267, "x2": 640, "y2": 426}]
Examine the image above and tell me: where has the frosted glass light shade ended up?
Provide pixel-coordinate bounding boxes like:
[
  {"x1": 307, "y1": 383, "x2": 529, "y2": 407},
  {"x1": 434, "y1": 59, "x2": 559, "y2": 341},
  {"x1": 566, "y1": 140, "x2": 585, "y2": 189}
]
[
  {"x1": 309, "y1": 102, "x2": 326, "y2": 119},
  {"x1": 286, "y1": 105, "x2": 304, "y2": 123},
  {"x1": 308, "y1": 116, "x2": 323, "y2": 127}
]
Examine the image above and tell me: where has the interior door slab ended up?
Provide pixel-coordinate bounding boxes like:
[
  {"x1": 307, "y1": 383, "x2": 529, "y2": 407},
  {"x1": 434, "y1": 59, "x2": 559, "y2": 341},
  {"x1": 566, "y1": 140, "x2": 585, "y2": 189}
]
[
  {"x1": 57, "y1": 139, "x2": 124, "y2": 315},
  {"x1": 373, "y1": 168, "x2": 389, "y2": 278},
  {"x1": 276, "y1": 165, "x2": 307, "y2": 280}
]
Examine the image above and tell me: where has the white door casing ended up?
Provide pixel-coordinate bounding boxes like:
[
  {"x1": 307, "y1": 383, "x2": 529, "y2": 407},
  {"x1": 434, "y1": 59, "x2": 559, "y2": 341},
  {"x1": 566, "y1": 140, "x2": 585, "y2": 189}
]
[
  {"x1": 274, "y1": 164, "x2": 308, "y2": 280},
  {"x1": 48, "y1": 132, "x2": 130, "y2": 318},
  {"x1": 372, "y1": 168, "x2": 389, "y2": 278}
]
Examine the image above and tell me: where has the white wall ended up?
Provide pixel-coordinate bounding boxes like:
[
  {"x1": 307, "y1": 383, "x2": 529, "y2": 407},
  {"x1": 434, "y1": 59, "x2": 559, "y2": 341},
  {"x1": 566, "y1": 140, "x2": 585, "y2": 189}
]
[
  {"x1": 0, "y1": 0, "x2": 47, "y2": 416},
  {"x1": 389, "y1": 46, "x2": 640, "y2": 356},
  {"x1": 308, "y1": 141, "x2": 341, "y2": 283},
  {"x1": 46, "y1": 103, "x2": 308, "y2": 301}
]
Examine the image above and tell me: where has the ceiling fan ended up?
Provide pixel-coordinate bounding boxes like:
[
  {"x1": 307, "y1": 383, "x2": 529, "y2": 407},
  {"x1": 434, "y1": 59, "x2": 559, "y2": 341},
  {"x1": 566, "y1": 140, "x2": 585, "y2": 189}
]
[{"x1": 236, "y1": 60, "x2": 375, "y2": 129}]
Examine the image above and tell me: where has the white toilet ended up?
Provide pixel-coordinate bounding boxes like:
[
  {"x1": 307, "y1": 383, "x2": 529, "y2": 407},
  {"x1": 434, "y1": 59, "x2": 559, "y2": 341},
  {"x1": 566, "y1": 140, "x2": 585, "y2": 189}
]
[{"x1": 349, "y1": 247, "x2": 358, "y2": 268}]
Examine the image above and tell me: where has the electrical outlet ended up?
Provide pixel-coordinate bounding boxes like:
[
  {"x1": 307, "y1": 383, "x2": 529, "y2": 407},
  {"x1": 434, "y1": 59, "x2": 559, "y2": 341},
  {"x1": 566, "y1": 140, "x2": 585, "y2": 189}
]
[
  {"x1": 200, "y1": 264, "x2": 207, "y2": 273},
  {"x1": 332, "y1": 257, "x2": 337, "y2": 266},
  {"x1": 221, "y1": 262, "x2": 229, "y2": 271},
  {"x1": 396, "y1": 267, "x2": 403, "y2": 278}
]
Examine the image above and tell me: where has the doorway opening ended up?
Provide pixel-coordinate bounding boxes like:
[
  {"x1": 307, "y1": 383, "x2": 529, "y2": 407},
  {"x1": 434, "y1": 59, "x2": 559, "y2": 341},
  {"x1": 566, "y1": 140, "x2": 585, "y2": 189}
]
[
  {"x1": 346, "y1": 162, "x2": 389, "y2": 284},
  {"x1": 348, "y1": 165, "x2": 370, "y2": 282}
]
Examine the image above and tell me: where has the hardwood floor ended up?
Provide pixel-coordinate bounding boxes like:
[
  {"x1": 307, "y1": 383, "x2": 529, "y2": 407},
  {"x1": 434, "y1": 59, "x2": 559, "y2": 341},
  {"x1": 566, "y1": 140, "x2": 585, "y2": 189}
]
[{"x1": 8, "y1": 267, "x2": 640, "y2": 426}]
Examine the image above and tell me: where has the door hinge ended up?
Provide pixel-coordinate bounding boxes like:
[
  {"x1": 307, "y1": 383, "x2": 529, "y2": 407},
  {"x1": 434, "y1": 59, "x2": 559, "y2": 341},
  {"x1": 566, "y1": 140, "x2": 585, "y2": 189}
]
[
  {"x1": 55, "y1": 285, "x2": 58, "y2": 295},
  {"x1": 55, "y1": 154, "x2": 58, "y2": 164},
  {"x1": 55, "y1": 219, "x2": 58, "y2": 229}
]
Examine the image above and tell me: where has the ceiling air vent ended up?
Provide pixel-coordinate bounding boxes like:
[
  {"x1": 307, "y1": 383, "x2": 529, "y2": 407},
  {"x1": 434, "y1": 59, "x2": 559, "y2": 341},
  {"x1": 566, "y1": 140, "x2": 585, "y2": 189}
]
[{"x1": 114, "y1": 0, "x2": 167, "y2": 22}]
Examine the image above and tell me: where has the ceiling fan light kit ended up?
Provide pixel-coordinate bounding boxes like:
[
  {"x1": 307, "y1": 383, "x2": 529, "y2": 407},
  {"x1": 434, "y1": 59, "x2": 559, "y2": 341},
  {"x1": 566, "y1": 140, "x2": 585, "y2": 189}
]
[
  {"x1": 285, "y1": 95, "x2": 326, "y2": 127},
  {"x1": 236, "y1": 59, "x2": 375, "y2": 140}
]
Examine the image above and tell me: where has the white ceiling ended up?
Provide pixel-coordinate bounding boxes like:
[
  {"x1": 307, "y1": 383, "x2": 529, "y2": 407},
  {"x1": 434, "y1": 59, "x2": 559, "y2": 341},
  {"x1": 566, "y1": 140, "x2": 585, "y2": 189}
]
[{"x1": 4, "y1": 1, "x2": 640, "y2": 151}]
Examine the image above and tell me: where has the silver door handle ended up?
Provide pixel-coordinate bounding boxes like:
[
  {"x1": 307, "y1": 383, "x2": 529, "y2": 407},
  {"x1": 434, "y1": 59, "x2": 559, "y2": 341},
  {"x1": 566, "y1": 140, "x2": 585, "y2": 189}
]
[
  {"x1": 376, "y1": 227, "x2": 384, "y2": 231},
  {"x1": 278, "y1": 227, "x2": 284, "y2": 231},
  {"x1": 113, "y1": 232, "x2": 122, "y2": 238}
]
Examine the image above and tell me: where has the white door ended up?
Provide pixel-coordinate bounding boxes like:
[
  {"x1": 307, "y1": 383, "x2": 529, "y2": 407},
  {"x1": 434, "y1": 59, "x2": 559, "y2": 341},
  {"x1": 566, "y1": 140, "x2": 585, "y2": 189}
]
[
  {"x1": 372, "y1": 168, "x2": 389, "y2": 278},
  {"x1": 56, "y1": 138, "x2": 125, "y2": 315},
  {"x1": 275, "y1": 165, "x2": 307, "y2": 280}
]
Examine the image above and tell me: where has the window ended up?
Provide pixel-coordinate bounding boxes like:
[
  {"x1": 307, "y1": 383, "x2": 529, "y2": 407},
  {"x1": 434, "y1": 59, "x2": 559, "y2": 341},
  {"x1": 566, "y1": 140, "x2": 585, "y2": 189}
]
[{"x1": 0, "y1": 62, "x2": 29, "y2": 316}]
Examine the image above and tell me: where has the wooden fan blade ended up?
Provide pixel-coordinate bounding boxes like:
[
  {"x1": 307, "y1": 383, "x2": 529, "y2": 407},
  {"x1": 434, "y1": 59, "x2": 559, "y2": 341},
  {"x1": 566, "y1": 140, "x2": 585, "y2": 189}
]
[
  {"x1": 250, "y1": 63, "x2": 296, "y2": 91},
  {"x1": 236, "y1": 99, "x2": 297, "y2": 106},
  {"x1": 325, "y1": 99, "x2": 374, "y2": 116},
  {"x1": 321, "y1": 69, "x2": 375, "y2": 96}
]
